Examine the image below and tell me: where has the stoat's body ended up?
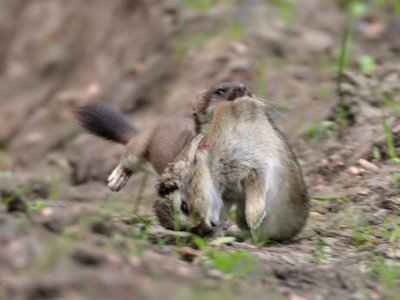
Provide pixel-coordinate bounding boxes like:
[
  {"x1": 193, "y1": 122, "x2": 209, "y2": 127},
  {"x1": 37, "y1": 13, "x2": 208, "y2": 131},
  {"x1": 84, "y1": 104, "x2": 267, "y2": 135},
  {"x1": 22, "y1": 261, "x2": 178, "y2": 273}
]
[{"x1": 76, "y1": 103, "x2": 195, "y2": 191}]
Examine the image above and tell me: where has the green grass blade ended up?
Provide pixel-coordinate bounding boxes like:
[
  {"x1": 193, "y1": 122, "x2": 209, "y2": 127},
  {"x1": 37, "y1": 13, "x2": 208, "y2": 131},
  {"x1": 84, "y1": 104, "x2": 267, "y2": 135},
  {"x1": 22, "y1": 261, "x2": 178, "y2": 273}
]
[
  {"x1": 310, "y1": 197, "x2": 344, "y2": 202},
  {"x1": 381, "y1": 113, "x2": 400, "y2": 163}
]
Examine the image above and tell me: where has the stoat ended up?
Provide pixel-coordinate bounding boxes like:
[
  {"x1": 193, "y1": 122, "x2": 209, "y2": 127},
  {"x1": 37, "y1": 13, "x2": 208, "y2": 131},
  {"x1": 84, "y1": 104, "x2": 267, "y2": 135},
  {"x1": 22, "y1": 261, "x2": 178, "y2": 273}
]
[{"x1": 75, "y1": 103, "x2": 195, "y2": 191}]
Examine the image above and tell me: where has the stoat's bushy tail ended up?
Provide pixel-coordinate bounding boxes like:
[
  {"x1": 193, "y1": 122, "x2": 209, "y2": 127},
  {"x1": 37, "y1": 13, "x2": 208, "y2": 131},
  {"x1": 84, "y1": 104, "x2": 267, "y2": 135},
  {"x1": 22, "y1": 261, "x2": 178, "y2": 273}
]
[{"x1": 75, "y1": 103, "x2": 138, "y2": 144}]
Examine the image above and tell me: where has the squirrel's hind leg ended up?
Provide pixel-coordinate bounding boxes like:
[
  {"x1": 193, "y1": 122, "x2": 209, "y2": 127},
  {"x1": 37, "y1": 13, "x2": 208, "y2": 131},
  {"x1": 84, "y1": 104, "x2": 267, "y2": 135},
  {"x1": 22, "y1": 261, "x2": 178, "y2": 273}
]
[{"x1": 243, "y1": 174, "x2": 267, "y2": 232}]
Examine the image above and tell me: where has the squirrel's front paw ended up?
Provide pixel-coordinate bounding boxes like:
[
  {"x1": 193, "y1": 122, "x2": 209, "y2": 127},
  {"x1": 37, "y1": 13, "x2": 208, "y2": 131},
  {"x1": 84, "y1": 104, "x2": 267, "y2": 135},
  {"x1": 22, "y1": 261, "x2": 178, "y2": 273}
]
[{"x1": 108, "y1": 167, "x2": 129, "y2": 192}]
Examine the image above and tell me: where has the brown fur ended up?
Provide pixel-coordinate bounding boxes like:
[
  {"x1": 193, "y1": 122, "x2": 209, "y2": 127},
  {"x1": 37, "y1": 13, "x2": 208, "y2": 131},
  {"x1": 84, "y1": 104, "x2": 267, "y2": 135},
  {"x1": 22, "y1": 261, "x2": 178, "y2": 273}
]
[
  {"x1": 192, "y1": 82, "x2": 253, "y2": 133},
  {"x1": 107, "y1": 116, "x2": 197, "y2": 192},
  {"x1": 124, "y1": 117, "x2": 195, "y2": 174},
  {"x1": 76, "y1": 103, "x2": 197, "y2": 192}
]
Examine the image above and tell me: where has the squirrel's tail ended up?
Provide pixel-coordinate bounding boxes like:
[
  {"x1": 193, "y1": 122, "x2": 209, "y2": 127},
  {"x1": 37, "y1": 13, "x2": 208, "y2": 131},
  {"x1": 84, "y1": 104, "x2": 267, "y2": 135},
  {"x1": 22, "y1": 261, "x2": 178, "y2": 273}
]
[{"x1": 75, "y1": 103, "x2": 138, "y2": 145}]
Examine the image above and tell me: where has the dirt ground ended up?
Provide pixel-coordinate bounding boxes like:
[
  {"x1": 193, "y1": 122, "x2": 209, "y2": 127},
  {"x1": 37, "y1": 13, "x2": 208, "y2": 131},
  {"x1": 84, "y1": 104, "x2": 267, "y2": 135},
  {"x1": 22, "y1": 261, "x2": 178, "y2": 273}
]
[{"x1": 1, "y1": 1, "x2": 400, "y2": 299}]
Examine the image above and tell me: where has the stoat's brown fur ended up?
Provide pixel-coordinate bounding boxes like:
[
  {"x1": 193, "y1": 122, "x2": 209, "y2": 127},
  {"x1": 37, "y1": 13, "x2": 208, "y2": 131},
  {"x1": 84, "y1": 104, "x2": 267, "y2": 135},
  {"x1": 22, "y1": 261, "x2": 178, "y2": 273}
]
[
  {"x1": 75, "y1": 103, "x2": 195, "y2": 191},
  {"x1": 155, "y1": 92, "x2": 308, "y2": 241}
]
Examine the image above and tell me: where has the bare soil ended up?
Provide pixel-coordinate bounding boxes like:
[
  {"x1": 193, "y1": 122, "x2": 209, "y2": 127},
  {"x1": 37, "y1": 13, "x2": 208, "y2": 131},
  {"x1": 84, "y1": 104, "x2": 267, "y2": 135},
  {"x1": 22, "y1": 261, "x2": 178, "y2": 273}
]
[{"x1": 1, "y1": 1, "x2": 400, "y2": 299}]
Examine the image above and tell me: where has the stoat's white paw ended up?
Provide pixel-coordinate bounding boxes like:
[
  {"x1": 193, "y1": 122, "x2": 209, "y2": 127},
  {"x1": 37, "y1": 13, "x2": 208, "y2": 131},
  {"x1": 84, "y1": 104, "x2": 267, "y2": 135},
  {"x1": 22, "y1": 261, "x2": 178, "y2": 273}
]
[{"x1": 107, "y1": 168, "x2": 129, "y2": 192}]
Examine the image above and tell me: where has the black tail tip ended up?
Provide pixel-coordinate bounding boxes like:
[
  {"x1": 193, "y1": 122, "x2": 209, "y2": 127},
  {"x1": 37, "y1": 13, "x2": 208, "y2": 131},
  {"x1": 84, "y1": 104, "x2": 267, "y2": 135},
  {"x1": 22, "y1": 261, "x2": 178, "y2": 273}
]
[{"x1": 75, "y1": 102, "x2": 137, "y2": 144}]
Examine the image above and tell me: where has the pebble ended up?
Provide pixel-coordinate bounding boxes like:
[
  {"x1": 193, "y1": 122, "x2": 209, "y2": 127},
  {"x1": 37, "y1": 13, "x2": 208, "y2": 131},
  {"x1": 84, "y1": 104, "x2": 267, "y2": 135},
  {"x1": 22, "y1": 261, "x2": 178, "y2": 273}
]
[
  {"x1": 129, "y1": 256, "x2": 141, "y2": 267},
  {"x1": 290, "y1": 294, "x2": 308, "y2": 300},
  {"x1": 358, "y1": 189, "x2": 370, "y2": 196},
  {"x1": 392, "y1": 124, "x2": 400, "y2": 134},
  {"x1": 358, "y1": 159, "x2": 378, "y2": 172},
  {"x1": 42, "y1": 207, "x2": 53, "y2": 216},
  {"x1": 392, "y1": 197, "x2": 400, "y2": 203},
  {"x1": 348, "y1": 166, "x2": 360, "y2": 175},
  {"x1": 310, "y1": 212, "x2": 325, "y2": 221},
  {"x1": 206, "y1": 269, "x2": 224, "y2": 280},
  {"x1": 178, "y1": 247, "x2": 202, "y2": 262},
  {"x1": 106, "y1": 253, "x2": 122, "y2": 265}
]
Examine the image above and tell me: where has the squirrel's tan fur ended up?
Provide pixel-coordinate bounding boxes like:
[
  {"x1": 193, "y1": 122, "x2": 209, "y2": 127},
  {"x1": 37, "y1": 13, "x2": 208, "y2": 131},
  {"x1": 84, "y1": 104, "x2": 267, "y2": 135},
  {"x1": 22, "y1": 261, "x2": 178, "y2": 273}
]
[{"x1": 154, "y1": 96, "x2": 309, "y2": 241}]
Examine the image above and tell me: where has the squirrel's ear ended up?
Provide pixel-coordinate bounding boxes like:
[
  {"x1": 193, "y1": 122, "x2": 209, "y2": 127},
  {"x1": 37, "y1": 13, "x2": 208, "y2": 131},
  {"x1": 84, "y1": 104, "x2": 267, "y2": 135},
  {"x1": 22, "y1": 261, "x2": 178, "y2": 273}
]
[{"x1": 156, "y1": 178, "x2": 178, "y2": 197}]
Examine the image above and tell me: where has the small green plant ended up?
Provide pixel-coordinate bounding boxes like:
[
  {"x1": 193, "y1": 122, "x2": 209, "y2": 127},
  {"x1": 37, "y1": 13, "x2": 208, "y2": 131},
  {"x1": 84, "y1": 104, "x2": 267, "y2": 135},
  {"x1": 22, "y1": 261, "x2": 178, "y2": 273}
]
[
  {"x1": 208, "y1": 236, "x2": 236, "y2": 246},
  {"x1": 395, "y1": 0, "x2": 400, "y2": 13},
  {"x1": 310, "y1": 197, "x2": 344, "y2": 202},
  {"x1": 303, "y1": 120, "x2": 338, "y2": 140},
  {"x1": 194, "y1": 236, "x2": 257, "y2": 277},
  {"x1": 311, "y1": 237, "x2": 325, "y2": 264},
  {"x1": 36, "y1": 238, "x2": 69, "y2": 272},
  {"x1": 27, "y1": 199, "x2": 47, "y2": 211},
  {"x1": 381, "y1": 113, "x2": 400, "y2": 163},
  {"x1": 171, "y1": 205, "x2": 200, "y2": 247},
  {"x1": 370, "y1": 259, "x2": 400, "y2": 290},
  {"x1": 351, "y1": 218, "x2": 372, "y2": 246},
  {"x1": 379, "y1": 93, "x2": 400, "y2": 114},
  {"x1": 210, "y1": 249, "x2": 255, "y2": 275},
  {"x1": 62, "y1": 226, "x2": 79, "y2": 240},
  {"x1": 184, "y1": 0, "x2": 232, "y2": 12},
  {"x1": 358, "y1": 55, "x2": 374, "y2": 75},
  {"x1": 49, "y1": 180, "x2": 61, "y2": 201},
  {"x1": 269, "y1": 0, "x2": 294, "y2": 24},
  {"x1": 377, "y1": 216, "x2": 400, "y2": 244},
  {"x1": 0, "y1": 150, "x2": 11, "y2": 170},
  {"x1": 184, "y1": 0, "x2": 214, "y2": 12},
  {"x1": 389, "y1": 170, "x2": 400, "y2": 194},
  {"x1": 373, "y1": 146, "x2": 382, "y2": 161},
  {"x1": 223, "y1": 20, "x2": 243, "y2": 39},
  {"x1": 336, "y1": 3, "x2": 354, "y2": 108},
  {"x1": 172, "y1": 32, "x2": 213, "y2": 57},
  {"x1": 131, "y1": 225, "x2": 150, "y2": 240},
  {"x1": 352, "y1": 226, "x2": 366, "y2": 246},
  {"x1": 337, "y1": 0, "x2": 366, "y2": 120}
]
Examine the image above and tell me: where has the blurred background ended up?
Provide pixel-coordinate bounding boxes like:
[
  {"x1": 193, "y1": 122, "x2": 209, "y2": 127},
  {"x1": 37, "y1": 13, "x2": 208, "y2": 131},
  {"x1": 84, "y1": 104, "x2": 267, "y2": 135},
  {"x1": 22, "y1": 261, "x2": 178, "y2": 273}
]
[
  {"x1": 0, "y1": 0, "x2": 399, "y2": 207},
  {"x1": 1, "y1": 0, "x2": 400, "y2": 299}
]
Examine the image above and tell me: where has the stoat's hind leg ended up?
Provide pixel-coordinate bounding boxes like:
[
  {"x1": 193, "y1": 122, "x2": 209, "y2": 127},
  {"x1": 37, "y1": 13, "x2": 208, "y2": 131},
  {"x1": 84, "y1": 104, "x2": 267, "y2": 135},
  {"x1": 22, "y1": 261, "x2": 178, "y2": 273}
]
[
  {"x1": 107, "y1": 162, "x2": 132, "y2": 192},
  {"x1": 108, "y1": 154, "x2": 139, "y2": 192}
]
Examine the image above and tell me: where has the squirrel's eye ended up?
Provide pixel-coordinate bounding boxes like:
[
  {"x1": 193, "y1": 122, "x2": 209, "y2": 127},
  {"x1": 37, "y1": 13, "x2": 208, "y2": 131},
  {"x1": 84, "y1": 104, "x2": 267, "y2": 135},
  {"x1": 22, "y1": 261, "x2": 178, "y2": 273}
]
[
  {"x1": 215, "y1": 89, "x2": 225, "y2": 96},
  {"x1": 180, "y1": 201, "x2": 189, "y2": 215}
]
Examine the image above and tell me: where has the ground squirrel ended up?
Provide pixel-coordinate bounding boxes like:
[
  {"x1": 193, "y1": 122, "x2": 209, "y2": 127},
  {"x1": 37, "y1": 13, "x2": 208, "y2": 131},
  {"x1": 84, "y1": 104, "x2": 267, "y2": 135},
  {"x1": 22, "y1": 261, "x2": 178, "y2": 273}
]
[{"x1": 155, "y1": 93, "x2": 309, "y2": 241}]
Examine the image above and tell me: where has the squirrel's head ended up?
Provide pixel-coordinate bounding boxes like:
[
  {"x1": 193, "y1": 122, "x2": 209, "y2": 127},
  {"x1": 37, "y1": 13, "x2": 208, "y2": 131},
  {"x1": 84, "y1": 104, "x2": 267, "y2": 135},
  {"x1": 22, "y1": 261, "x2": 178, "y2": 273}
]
[
  {"x1": 192, "y1": 82, "x2": 253, "y2": 131},
  {"x1": 153, "y1": 134, "x2": 222, "y2": 236}
]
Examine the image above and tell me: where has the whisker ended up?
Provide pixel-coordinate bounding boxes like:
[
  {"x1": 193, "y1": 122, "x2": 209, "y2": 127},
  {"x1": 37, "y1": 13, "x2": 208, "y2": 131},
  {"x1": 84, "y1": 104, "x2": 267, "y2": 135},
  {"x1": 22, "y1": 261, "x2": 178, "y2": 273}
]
[
  {"x1": 253, "y1": 97, "x2": 290, "y2": 120},
  {"x1": 254, "y1": 97, "x2": 290, "y2": 109}
]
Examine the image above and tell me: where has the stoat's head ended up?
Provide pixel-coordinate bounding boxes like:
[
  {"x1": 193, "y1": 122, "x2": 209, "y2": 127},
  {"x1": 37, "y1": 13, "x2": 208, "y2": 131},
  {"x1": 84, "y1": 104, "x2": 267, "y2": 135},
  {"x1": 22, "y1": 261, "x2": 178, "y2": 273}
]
[
  {"x1": 153, "y1": 134, "x2": 222, "y2": 237},
  {"x1": 192, "y1": 82, "x2": 253, "y2": 132}
]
